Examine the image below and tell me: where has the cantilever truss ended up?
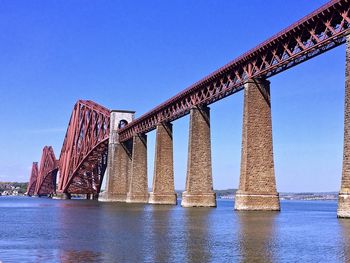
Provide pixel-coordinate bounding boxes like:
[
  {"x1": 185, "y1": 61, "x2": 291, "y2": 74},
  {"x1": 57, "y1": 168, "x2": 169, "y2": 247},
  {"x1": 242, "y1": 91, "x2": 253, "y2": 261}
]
[
  {"x1": 57, "y1": 100, "x2": 110, "y2": 195},
  {"x1": 119, "y1": 0, "x2": 350, "y2": 142},
  {"x1": 26, "y1": 162, "x2": 39, "y2": 196},
  {"x1": 34, "y1": 146, "x2": 58, "y2": 196}
]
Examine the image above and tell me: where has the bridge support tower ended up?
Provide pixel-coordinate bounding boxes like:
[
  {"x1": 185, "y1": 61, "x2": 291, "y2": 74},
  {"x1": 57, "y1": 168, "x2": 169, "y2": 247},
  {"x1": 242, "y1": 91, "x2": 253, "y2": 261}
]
[
  {"x1": 126, "y1": 134, "x2": 149, "y2": 203},
  {"x1": 181, "y1": 106, "x2": 216, "y2": 207},
  {"x1": 149, "y1": 122, "x2": 177, "y2": 205},
  {"x1": 100, "y1": 110, "x2": 135, "y2": 202},
  {"x1": 338, "y1": 35, "x2": 350, "y2": 218},
  {"x1": 235, "y1": 79, "x2": 280, "y2": 211}
]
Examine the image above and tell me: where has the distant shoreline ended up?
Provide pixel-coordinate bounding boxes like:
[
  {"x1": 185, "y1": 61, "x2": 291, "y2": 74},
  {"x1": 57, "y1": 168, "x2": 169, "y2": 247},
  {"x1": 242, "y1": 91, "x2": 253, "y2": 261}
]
[
  {"x1": 0, "y1": 182, "x2": 340, "y2": 201},
  {"x1": 177, "y1": 189, "x2": 339, "y2": 201}
]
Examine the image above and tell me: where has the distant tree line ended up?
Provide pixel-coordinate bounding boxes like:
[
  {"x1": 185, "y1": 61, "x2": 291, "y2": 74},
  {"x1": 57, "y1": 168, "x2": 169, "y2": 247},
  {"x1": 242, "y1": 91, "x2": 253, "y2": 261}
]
[{"x1": 0, "y1": 182, "x2": 28, "y2": 194}]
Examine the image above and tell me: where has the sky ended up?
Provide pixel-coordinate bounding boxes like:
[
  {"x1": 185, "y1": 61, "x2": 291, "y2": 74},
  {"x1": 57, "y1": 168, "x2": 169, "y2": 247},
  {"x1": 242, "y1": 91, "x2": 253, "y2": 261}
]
[{"x1": 0, "y1": 0, "x2": 345, "y2": 192}]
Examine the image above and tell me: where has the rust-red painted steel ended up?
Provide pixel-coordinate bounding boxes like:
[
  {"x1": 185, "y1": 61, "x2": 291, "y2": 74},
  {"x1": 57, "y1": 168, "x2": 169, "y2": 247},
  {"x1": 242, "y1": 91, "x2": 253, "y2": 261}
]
[
  {"x1": 26, "y1": 162, "x2": 39, "y2": 196},
  {"x1": 118, "y1": 0, "x2": 350, "y2": 142},
  {"x1": 57, "y1": 100, "x2": 110, "y2": 194},
  {"x1": 34, "y1": 146, "x2": 58, "y2": 196}
]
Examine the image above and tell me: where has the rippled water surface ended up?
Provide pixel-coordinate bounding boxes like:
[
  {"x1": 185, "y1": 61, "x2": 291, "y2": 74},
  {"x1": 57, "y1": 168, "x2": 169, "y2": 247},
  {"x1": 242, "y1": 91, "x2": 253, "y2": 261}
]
[{"x1": 0, "y1": 197, "x2": 350, "y2": 262}]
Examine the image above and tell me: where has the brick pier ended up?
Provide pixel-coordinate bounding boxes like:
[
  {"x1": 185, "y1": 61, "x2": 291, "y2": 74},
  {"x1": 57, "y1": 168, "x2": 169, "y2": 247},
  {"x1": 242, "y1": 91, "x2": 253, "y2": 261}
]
[
  {"x1": 126, "y1": 134, "x2": 149, "y2": 203},
  {"x1": 338, "y1": 35, "x2": 350, "y2": 218},
  {"x1": 100, "y1": 110, "x2": 134, "y2": 202},
  {"x1": 181, "y1": 106, "x2": 216, "y2": 207},
  {"x1": 105, "y1": 141, "x2": 132, "y2": 202},
  {"x1": 149, "y1": 122, "x2": 177, "y2": 205},
  {"x1": 235, "y1": 79, "x2": 280, "y2": 211}
]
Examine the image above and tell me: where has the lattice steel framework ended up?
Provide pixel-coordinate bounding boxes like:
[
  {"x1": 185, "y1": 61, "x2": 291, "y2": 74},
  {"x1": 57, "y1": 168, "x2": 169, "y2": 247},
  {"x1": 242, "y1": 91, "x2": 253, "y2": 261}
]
[
  {"x1": 34, "y1": 146, "x2": 58, "y2": 196},
  {"x1": 57, "y1": 100, "x2": 110, "y2": 194},
  {"x1": 119, "y1": 0, "x2": 350, "y2": 142},
  {"x1": 26, "y1": 162, "x2": 39, "y2": 196}
]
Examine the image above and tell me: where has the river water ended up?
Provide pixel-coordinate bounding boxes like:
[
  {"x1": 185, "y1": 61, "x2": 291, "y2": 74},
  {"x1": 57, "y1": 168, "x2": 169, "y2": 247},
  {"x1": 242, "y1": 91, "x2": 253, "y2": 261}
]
[{"x1": 0, "y1": 197, "x2": 349, "y2": 262}]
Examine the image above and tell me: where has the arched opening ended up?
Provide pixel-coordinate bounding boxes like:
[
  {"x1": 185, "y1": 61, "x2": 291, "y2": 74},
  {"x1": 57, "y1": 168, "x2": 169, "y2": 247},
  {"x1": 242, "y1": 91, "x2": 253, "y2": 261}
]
[{"x1": 118, "y1": 119, "x2": 128, "y2": 129}]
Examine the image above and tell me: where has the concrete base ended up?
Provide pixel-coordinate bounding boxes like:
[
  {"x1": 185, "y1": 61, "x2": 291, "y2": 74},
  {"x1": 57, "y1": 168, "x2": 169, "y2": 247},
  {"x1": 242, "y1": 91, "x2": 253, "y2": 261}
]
[
  {"x1": 53, "y1": 193, "x2": 71, "y2": 200},
  {"x1": 126, "y1": 193, "x2": 148, "y2": 203},
  {"x1": 337, "y1": 193, "x2": 350, "y2": 218},
  {"x1": 99, "y1": 193, "x2": 127, "y2": 202},
  {"x1": 234, "y1": 192, "x2": 280, "y2": 211},
  {"x1": 149, "y1": 192, "x2": 177, "y2": 205},
  {"x1": 181, "y1": 192, "x2": 216, "y2": 207}
]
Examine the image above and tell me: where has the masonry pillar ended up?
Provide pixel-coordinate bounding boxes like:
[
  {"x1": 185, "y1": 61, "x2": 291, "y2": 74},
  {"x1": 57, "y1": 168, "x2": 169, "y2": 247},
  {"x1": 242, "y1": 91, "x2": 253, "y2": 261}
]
[
  {"x1": 149, "y1": 122, "x2": 177, "y2": 205},
  {"x1": 181, "y1": 106, "x2": 216, "y2": 207},
  {"x1": 104, "y1": 141, "x2": 132, "y2": 202},
  {"x1": 126, "y1": 134, "x2": 149, "y2": 203},
  {"x1": 235, "y1": 78, "x2": 280, "y2": 211},
  {"x1": 338, "y1": 35, "x2": 350, "y2": 218},
  {"x1": 99, "y1": 110, "x2": 135, "y2": 202}
]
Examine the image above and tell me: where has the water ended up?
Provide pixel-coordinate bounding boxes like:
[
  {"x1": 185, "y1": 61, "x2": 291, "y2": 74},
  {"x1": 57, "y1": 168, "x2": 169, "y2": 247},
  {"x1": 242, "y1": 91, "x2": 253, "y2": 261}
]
[{"x1": 0, "y1": 197, "x2": 349, "y2": 263}]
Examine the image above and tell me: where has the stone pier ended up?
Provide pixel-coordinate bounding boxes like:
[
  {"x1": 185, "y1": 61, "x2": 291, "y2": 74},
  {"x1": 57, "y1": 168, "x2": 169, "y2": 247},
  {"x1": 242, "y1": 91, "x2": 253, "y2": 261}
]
[
  {"x1": 181, "y1": 106, "x2": 216, "y2": 207},
  {"x1": 104, "y1": 141, "x2": 132, "y2": 202},
  {"x1": 338, "y1": 35, "x2": 350, "y2": 218},
  {"x1": 235, "y1": 79, "x2": 280, "y2": 211},
  {"x1": 149, "y1": 122, "x2": 177, "y2": 205},
  {"x1": 100, "y1": 110, "x2": 135, "y2": 202},
  {"x1": 126, "y1": 134, "x2": 149, "y2": 203}
]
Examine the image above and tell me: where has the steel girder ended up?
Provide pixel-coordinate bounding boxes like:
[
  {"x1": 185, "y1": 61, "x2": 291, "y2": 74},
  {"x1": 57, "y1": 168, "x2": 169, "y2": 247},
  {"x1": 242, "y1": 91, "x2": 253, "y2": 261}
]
[
  {"x1": 34, "y1": 146, "x2": 58, "y2": 196},
  {"x1": 57, "y1": 100, "x2": 110, "y2": 195},
  {"x1": 26, "y1": 162, "x2": 39, "y2": 196},
  {"x1": 118, "y1": 0, "x2": 350, "y2": 142}
]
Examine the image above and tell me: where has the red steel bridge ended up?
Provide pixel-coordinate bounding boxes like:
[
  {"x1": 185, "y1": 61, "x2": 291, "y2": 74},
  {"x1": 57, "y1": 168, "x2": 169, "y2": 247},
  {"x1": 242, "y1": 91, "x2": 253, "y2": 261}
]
[
  {"x1": 27, "y1": 0, "x2": 350, "y2": 197},
  {"x1": 26, "y1": 146, "x2": 58, "y2": 196},
  {"x1": 27, "y1": 100, "x2": 110, "y2": 197}
]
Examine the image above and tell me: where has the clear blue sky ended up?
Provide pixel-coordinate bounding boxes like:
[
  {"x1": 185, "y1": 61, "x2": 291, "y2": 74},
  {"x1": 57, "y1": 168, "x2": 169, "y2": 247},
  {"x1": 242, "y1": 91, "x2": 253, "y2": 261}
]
[{"x1": 0, "y1": 0, "x2": 344, "y2": 192}]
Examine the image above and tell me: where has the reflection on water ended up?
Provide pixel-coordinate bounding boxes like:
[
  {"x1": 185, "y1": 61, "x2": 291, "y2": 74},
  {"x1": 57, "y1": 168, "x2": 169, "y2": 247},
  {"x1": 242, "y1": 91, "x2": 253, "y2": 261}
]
[
  {"x1": 149, "y1": 205, "x2": 173, "y2": 262},
  {"x1": 57, "y1": 200, "x2": 106, "y2": 255},
  {"x1": 339, "y1": 219, "x2": 350, "y2": 262},
  {"x1": 99, "y1": 203, "x2": 149, "y2": 262},
  {"x1": 237, "y1": 212, "x2": 277, "y2": 263},
  {"x1": 0, "y1": 198, "x2": 349, "y2": 262},
  {"x1": 60, "y1": 250, "x2": 103, "y2": 263},
  {"x1": 184, "y1": 208, "x2": 213, "y2": 263}
]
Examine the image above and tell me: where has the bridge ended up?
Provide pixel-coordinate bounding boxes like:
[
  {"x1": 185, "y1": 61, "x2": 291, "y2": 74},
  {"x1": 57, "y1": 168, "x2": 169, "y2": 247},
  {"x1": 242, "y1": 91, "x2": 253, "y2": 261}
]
[
  {"x1": 26, "y1": 146, "x2": 58, "y2": 197},
  {"x1": 27, "y1": 0, "x2": 350, "y2": 217}
]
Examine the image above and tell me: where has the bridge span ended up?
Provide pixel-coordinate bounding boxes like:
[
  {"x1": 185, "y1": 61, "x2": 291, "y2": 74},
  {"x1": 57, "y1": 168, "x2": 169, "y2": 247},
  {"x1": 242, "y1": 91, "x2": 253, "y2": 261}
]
[{"x1": 27, "y1": 0, "x2": 350, "y2": 217}]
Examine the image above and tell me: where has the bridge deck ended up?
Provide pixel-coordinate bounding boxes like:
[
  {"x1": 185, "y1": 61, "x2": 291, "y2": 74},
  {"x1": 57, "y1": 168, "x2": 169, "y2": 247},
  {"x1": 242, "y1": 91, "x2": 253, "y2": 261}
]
[{"x1": 118, "y1": 0, "x2": 350, "y2": 142}]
